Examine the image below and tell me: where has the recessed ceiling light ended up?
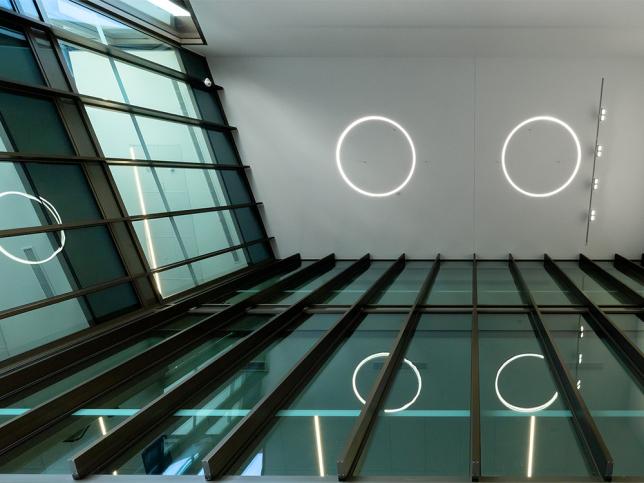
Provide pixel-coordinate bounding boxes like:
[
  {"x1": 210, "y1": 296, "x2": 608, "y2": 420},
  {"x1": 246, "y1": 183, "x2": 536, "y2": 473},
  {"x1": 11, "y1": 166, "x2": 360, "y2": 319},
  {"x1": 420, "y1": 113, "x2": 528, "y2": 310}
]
[{"x1": 148, "y1": 0, "x2": 191, "y2": 17}]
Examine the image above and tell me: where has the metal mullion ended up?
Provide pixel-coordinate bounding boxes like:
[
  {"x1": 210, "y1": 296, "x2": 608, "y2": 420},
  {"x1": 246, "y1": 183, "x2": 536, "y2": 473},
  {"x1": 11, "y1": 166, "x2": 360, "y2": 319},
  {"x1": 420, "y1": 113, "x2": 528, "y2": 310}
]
[
  {"x1": 0, "y1": 152, "x2": 102, "y2": 162},
  {"x1": 0, "y1": 202, "x2": 258, "y2": 237},
  {"x1": 337, "y1": 254, "x2": 441, "y2": 480},
  {"x1": 0, "y1": 255, "x2": 302, "y2": 400},
  {"x1": 79, "y1": 95, "x2": 235, "y2": 132},
  {"x1": 471, "y1": 254, "x2": 481, "y2": 481},
  {"x1": 0, "y1": 255, "x2": 335, "y2": 456},
  {"x1": 614, "y1": 254, "x2": 644, "y2": 284},
  {"x1": 69, "y1": 255, "x2": 370, "y2": 478},
  {"x1": 151, "y1": 237, "x2": 271, "y2": 274},
  {"x1": 509, "y1": 255, "x2": 613, "y2": 480},
  {"x1": 201, "y1": 255, "x2": 407, "y2": 479},
  {"x1": 106, "y1": 158, "x2": 247, "y2": 170},
  {"x1": 544, "y1": 255, "x2": 644, "y2": 386},
  {"x1": 579, "y1": 254, "x2": 644, "y2": 305}
]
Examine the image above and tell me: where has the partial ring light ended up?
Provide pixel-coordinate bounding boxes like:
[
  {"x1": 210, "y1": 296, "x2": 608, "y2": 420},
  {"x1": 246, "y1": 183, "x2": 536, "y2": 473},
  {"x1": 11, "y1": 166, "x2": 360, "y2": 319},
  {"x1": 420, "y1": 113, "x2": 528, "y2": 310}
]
[
  {"x1": 501, "y1": 116, "x2": 581, "y2": 198},
  {"x1": 336, "y1": 116, "x2": 416, "y2": 197},
  {"x1": 495, "y1": 353, "x2": 558, "y2": 413},
  {"x1": 0, "y1": 191, "x2": 65, "y2": 264},
  {"x1": 352, "y1": 352, "x2": 421, "y2": 413}
]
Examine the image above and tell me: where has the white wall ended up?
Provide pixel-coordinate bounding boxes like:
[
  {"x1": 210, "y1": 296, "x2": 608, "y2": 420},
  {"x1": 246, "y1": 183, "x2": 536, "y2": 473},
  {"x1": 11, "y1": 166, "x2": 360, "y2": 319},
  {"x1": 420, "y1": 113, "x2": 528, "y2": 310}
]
[{"x1": 208, "y1": 56, "x2": 644, "y2": 259}]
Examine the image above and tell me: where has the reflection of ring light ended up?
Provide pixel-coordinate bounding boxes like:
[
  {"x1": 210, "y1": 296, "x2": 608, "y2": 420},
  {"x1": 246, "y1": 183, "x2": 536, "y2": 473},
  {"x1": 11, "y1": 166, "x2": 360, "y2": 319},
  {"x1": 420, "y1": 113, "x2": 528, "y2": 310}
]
[
  {"x1": 0, "y1": 191, "x2": 65, "y2": 264},
  {"x1": 501, "y1": 116, "x2": 581, "y2": 198},
  {"x1": 352, "y1": 352, "x2": 421, "y2": 413},
  {"x1": 495, "y1": 353, "x2": 558, "y2": 413},
  {"x1": 336, "y1": 116, "x2": 416, "y2": 197}
]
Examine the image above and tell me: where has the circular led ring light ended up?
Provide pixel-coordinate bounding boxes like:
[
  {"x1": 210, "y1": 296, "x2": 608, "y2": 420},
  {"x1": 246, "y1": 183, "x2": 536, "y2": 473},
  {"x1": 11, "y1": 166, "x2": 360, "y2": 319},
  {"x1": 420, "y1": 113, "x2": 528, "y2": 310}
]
[
  {"x1": 501, "y1": 115, "x2": 581, "y2": 198},
  {"x1": 495, "y1": 353, "x2": 558, "y2": 413},
  {"x1": 336, "y1": 116, "x2": 416, "y2": 197},
  {"x1": 0, "y1": 191, "x2": 65, "y2": 265},
  {"x1": 352, "y1": 352, "x2": 422, "y2": 413}
]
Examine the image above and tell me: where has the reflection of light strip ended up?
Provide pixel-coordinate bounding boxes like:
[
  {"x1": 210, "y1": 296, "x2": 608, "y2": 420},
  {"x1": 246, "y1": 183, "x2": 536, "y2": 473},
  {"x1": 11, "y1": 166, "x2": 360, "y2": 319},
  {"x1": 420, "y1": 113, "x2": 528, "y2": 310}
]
[
  {"x1": 495, "y1": 353, "x2": 558, "y2": 413},
  {"x1": 98, "y1": 416, "x2": 107, "y2": 436},
  {"x1": 527, "y1": 415, "x2": 536, "y2": 478},
  {"x1": 148, "y1": 0, "x2": 191, "y2": 16},
  {"x1": 313, "y1": 415, "x2": 325, "y2": 477},
  {"x1": 130, "y1": 147, "x2": 162, "y2": 294}
]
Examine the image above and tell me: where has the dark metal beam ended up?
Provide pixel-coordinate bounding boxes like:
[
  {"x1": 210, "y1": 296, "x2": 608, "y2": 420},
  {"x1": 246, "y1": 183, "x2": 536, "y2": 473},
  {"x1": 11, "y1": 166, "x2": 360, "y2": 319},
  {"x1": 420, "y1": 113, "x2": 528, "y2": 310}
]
[
  {"x1": 0, "y1": 255, "x2": 302, "y2": 403},
  {"x1": 336, "y1": 255, "x2": 441, "y2": 480},
  {"x1": 579, "y1": 254, "x2": 644, "y2": 305},
  {"x1": 201, "y1": 255, "x2": 407, "y2": 479},
  {"x1": 544, "y1": 255, "x2": 644, "y2": 386},
  {"x1": 470, "y1": 255, "x2": 481, "y2": 481},
  {"x1": 510, "y1": 255, "x2": 613, "y2": 480},
  {"x1": 614, "y1": 254, "x2": 644, "y2": 285},
  {"x1": 70, "y1": 255, "x2": 371, "y2": 479}
]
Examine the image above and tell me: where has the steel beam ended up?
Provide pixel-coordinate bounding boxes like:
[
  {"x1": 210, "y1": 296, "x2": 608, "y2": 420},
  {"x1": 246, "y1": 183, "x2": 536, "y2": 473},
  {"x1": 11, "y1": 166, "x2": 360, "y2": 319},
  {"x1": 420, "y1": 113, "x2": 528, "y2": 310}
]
[
  {"x1": 336, "y1": 255, "x2": 441, "y2": 480},
  {"x1": 510, "y1": 255, "x2": 613, "y2": 480},
  {"x1": 614, "y1": 254, "x2": 644, "y2": 285},
  {"x1": 69, "y1": 255, "x2": 371, "y2": 479},
  {"x1": 470, "y1": 255, "x2": 481, "y2": 481},
  {"x1": 201, "y1": 255, "x2": 407, "y2": 479},
  {"x1": 545, "y1": 255, "x2": 644, "y2": 386},
  {"x1": 579, "y1": 254, "x2": 644, "y2": 305}
]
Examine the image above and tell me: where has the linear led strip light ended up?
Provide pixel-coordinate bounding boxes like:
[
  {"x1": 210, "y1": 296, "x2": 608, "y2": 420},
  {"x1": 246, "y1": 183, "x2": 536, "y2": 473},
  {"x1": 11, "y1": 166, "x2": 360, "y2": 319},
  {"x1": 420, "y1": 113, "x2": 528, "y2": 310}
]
[{"x1": 0, "y1": 191, "x2": 65, "y2": 264}]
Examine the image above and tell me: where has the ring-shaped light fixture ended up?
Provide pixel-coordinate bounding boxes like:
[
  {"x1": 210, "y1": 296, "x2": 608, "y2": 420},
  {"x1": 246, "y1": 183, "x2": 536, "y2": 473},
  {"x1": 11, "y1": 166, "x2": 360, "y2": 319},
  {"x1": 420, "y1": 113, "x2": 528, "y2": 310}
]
[
  {"x1": 495, "y1": 353, "x2": 558, "y2": 413},
  {"x1": 336, "y1": 115, "x2": 416, "y2": 197},
  {"x1": 0, "y1": 191, "x2": 65, "y2": 265},
  {"x1": 352, "y1": 352, "x2": 422, "y2": 413},
  {"x1": 501, "y1": 115, "x2": 581, "y2": 198}
]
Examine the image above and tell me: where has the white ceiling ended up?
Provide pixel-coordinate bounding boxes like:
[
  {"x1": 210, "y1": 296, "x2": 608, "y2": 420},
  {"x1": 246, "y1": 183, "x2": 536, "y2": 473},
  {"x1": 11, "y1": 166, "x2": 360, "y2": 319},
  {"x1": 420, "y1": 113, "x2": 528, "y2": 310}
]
[{"x1": 190, "y1": 0, "x2": 644, "y2": 57}]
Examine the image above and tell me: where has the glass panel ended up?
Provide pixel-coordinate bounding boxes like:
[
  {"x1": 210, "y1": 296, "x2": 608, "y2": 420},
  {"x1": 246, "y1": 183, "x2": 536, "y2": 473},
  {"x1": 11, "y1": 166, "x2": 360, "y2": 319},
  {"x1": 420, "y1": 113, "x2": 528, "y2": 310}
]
[
  {"x1": 0, "y1": 26, "x2": 44, "y2": 85},
  {"x1": 0, "y1": 0, "x2": 13, "y2": 10},
  {"x1": 515, "y1": 261, "x2": 582, "y2": 305},
  {"x1": 14, "y1": 0, "x2": 39, "y2": 18},
  {"x1": 480, "y1": 314, "x2": 590, "y2": 477},
  {"x1": 594, "y1": 261, "x2": 644, "y2": 296},
  {"x1": 105, "y1": 313, "x2": 338, "y2": 475},
  {"x1": 110, "y1": 166, "x2": 232, "y2": 215},
  {"x1": 133, "y1": 210, "x2": 242, "y2": 269},
  {"x1": 266, "y1": 261, "x2": 352, "y2": 305},
  {"x1": 61, "y1": 43, "x2": 199, "y2": 118},
  {"x1": 39, "y1": 0, "x2": 183, "y2": 71},
  {"x1": 358, "y1": 315, "x2": 471, "y2": 476},
  {"x1": 323, "y1": 261, "x2": 390, "y2": 305},
  {"x1": 608, "y1": 314, "x2": 644, "y2": 351},
  {"x1": 233, "y1": 314, "x2": 404, "y2": 476},
  {"x1": 425, "y1": 261, "x2": 472, "y2": 305},
  {"x1": 0, "y1": 315, "x2": 270, "y2": 474},
  {"x1": 477, "y1": 261, "x2": 523, "y2": 305},
  {"x1": 373, "y1": 261, "x2": 432, "y2": 305},
  {"x1": 86, "y1": 106, "x2": 228, "y2": 164},
  {"x1": 557, "y1": 261, "x2": 634, "y2": 305},
  {"x1": 157, "y1": 248, "x2": 248, "y2": 298},
  {"x1": 0, "y1": 91, "x2": 74, "y2": 155},
  {"x1": 544, "y1": 314, "x2": 644, "y2": 476}
]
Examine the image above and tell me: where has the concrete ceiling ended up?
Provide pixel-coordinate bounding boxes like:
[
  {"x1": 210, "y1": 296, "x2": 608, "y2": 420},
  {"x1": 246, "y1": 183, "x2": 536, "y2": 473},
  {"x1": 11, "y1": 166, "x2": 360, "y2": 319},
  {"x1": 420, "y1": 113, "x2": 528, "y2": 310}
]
[{"x1": 190, "y1": 0, "x2": 644, "y2": 57}]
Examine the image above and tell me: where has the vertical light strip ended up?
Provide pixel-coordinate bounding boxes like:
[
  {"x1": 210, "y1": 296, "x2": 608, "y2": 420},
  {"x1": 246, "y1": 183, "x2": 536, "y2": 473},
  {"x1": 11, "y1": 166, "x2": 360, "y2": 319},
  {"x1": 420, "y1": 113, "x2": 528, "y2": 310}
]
[
  {"x1": 130, "y1": 147, "x2": 163, "y2": 294},
  {"x1": 527, "y1": 415, "x2": 536, "y2": 478},
  {"x1": 98, "y1": 416, "x2": 107, "y2": 436},
  {"x1": 313, "y1": 415, "x2": 325, "y2": 477}
]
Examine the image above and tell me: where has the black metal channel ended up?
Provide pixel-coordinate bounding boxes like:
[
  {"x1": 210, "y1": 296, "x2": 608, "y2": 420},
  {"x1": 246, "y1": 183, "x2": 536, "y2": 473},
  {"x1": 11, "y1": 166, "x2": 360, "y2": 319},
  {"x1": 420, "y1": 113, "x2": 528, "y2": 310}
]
[
  {"x1": 544, "y1": 255, "x2": 644, "y2": 386},
  {"x1": 336, "y1": 255, "x2": 441, "y2": 480},
  {"x1": 201, "y1": 255, "x2": 407, "y2": 480},
  {"x1": 509, "y1": 255, "x2": 614, "y2": 480},
  {"x1": 0, "y1": 255, "x2": 334, "y2": 455},
  {"x1": 579, "y1": 254, "x2": 644, "y2": 305},
  {"x1": 70, "y1": 255, "x2": 372, "y2": 479},
  {"x1": 614, "y1": 254, "x2": 644, "y2": 285},
  {"x1": 0, "y1": 256, "x2": 300, "y2": 398},
  {"x1": 470, "y1": 255, "x2": 481, "y2": 481}
]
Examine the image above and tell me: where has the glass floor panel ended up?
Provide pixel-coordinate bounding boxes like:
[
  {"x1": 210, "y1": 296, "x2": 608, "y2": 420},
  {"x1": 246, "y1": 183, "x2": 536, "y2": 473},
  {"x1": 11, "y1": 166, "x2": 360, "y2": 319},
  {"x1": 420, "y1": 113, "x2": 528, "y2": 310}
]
[
  {"x1": 594, "y1": 261, "x2": 644, "y2": 297},
  {"x1": 425, "y1": 261, "x2": 472, "y2": 305},
  {"x1": 323, "y1": 261, "x2": 390, "y2": 305},
  {"x1": 607, "y1": 314, "x2": 644, "y2": 351},
  {"x1": 265, "y1": 262, "x2": 353, "y2": 305},
  {"x1": 515, "y1": 261, "x2": 582, "y2": 305},
  {"x1": 373, "y1": 262, "x2": 433, "y2": 305},
  {"x1": 477, "y1": 261, "x2": 523, "y2": 305},
  {"x1": 557, "y1": 262, "x2": 635, "y2": 305}
]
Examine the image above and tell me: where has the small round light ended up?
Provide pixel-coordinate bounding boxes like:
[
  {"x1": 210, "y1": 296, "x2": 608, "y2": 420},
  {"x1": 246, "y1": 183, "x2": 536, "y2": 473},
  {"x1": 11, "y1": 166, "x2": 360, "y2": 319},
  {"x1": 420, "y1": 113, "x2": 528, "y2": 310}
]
[
  {"x1": 501, "y1": 116, "x2": 582, "y2": 198},
  {"x1": 336, "y1": 115, "x2": 416, "y2": 198},
  {"x1": 495, "y1": 353, "x2": 558, "y2": 413},
  {"x1": 0, "y1": 191, "x2": 65, "y2": 264},
  {"x1": 352, "y1": 352, "x2": 422, "y2": 413}
]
